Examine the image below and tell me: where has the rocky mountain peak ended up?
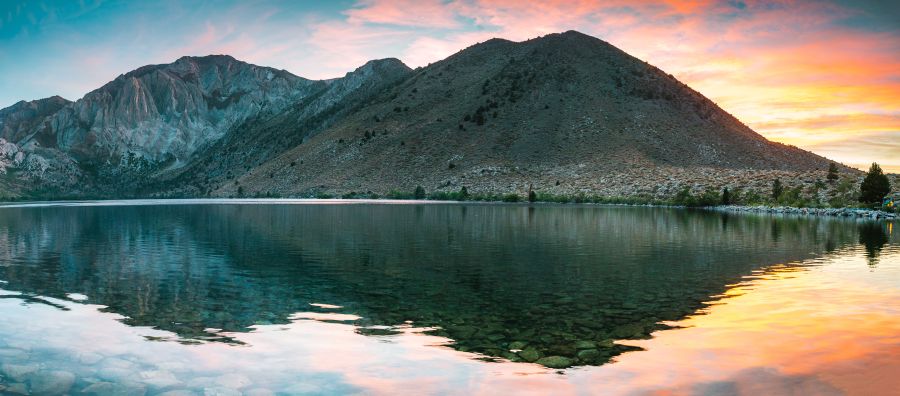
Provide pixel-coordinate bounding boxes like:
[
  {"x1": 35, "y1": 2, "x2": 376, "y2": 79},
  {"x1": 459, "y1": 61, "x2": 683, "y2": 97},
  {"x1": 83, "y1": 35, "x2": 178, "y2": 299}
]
[{"x1": 0, "y1": 96, "x2": 72, "y2": 144}]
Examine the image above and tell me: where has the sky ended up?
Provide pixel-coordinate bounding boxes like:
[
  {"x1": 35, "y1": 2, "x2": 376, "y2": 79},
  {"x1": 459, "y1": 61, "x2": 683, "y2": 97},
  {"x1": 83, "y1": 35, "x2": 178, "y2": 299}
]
[{"x1": 1, "y1": 0, "x2": 897, "y2": 172}]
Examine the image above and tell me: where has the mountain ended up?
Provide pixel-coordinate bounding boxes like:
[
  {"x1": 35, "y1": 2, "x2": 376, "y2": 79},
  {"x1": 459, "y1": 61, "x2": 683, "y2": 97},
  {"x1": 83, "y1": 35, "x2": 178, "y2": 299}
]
[
  {"x1": 0, "y1": 31, "x2": 848, "y2": 200},
  {"x1": 229, "y1": 31, "x2": 836, "y2": 198},
  {"x1": 0, "y1": 95, "x2": 71, "y2": 144},
  {"x1": 151, "y1": 58, "x2": 411, "y2": 197}
]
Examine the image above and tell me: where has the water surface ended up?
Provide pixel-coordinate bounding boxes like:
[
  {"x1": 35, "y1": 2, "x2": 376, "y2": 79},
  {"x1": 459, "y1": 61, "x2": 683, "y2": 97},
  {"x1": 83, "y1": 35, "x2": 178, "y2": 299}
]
[{"x1": 0, "y1": 200, "x2": 897, "y2": 395}]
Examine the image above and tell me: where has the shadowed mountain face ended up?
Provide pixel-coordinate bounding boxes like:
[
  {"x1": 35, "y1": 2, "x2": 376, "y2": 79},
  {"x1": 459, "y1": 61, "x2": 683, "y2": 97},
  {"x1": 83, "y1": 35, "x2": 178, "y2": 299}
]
[
  {"x1": 0, "y1": 203, "x2": 887, "y2": 367},
  {"x1": 235, "y1": 31, "x2": 834, "y2": 198},
  {"x1": 1, "y1": 31, "x2": 836, "y2": 199},
  {"x1": 152, "y1": 58, "x2": 412, "y2": 197},
  {"x1": 43, "y1": 55, "x2": 318, "y2": 162}
]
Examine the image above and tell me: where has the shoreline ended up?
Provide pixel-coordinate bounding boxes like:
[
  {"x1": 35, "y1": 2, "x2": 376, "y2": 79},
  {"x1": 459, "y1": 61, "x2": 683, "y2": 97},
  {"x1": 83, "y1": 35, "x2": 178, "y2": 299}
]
[
  {"x1": 707, "y1": 204, "x2": 897, "y2": 220},
  {"x1": 0, "y1": 197, "x2": 896, "y2": 221}
]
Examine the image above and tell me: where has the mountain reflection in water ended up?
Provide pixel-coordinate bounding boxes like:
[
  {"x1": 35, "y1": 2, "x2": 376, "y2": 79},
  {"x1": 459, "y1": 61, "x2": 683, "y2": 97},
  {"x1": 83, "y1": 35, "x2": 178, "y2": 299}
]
[{"x1": 0, "y1": 201, "x2": 897, "y2": 395}]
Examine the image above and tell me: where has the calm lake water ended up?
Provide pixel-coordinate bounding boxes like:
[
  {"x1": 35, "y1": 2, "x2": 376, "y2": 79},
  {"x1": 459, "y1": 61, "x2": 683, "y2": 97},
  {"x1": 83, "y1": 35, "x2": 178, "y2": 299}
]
[{"x1": 0, "y1": 200, "x2": 897, "y2": 395}]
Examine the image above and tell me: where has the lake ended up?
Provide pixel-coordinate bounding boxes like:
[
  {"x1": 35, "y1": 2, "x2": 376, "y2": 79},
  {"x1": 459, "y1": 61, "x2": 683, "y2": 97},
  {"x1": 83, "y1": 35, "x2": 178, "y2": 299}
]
[{"x1": 0, "y1": 200, "x2": 897, "y2": 395}]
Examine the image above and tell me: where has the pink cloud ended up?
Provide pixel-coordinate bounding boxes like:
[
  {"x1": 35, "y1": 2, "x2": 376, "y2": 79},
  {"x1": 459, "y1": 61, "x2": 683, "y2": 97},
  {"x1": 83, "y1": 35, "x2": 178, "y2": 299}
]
[{"x1": 345, "y1": 0, "x2": 463, "y2": 28}]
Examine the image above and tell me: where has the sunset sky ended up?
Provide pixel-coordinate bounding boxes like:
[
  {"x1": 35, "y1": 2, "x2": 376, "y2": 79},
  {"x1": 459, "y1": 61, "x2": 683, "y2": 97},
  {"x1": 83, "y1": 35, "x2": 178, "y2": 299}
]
[{"x1": 1, "y1": 0, "x2": 897, "y2": 171}]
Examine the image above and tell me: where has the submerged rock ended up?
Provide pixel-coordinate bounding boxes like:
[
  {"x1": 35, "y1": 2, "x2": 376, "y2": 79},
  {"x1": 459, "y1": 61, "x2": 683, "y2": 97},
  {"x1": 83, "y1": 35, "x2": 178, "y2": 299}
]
[
  {"x1": 536, "y1": 356, "x2": 573, "y2": 369},
  {"x1": 138, "y1": 369, "x2": 182, "y2": 388},
  {"x1": 517, "y1": 347, "x2": 542, "y2": 362},
  {"x1": 0, "y1": 363, "x2": 39, "y2": 382},
  {"x1": 77, "y1": 351, "x2": 104, "y2": 365},
  {"x1": 4, "y1": 382, "x2": 29, "y2": 395},
  {"x1": 611, "y1": 323, "x2": 644, "y2": 338},
  {"x1": 244, "y1": 389, "x2": 276, "y2": 396},
  {"x1": 29, "y1": 370, "x2": 75, "y2": 395},
  {"x1": 214, "y1": 373, "x2": 252, "y2": 389},
  {"x1": 157, "y1": 390, "x2": 198, "y2": 396},
  {"x1": 576, "y1": 349, "x2": 601, "y2": 362},
  {"x1": 574, "y1": 340, "x2": 597, "y2": 350},
  {"x1": 508, "y1": 341, "x2": 528, "y2": 350},
  {"x1": 203, "y1": 387, "x2": 242, "y2": 396}
]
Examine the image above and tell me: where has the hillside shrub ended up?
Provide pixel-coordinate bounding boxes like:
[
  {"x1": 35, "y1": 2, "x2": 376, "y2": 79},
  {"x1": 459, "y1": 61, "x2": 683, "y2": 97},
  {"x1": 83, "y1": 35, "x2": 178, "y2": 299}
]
[{"x1": 414, "y1": 185, "x2": 426, "y2": 199}]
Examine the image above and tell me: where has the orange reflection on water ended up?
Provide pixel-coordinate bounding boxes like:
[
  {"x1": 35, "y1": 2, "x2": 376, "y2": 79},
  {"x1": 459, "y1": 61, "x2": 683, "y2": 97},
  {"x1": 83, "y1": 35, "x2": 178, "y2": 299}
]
[{"x1": 582, "y1": 247, "x2": 900, "y2": 395}]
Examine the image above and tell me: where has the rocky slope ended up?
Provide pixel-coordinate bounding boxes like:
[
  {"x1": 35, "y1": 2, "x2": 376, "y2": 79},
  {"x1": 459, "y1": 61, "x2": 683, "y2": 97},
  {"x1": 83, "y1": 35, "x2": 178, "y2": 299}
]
[
  {"x1": 229, "y1": 31, "x2": 839, "y2": 198},
  {"x1": 0, "y1": 95, "x2": 71, "y2": 143},
  {"x1": 152, "y1": 58, "x2": 411, "y2": 197},
  {"x1": 0, "y1": 31, "x2": 861, "y2": 200},
  {"x1": 44, "y1": 55, "x2": 318, "y2": 163}
]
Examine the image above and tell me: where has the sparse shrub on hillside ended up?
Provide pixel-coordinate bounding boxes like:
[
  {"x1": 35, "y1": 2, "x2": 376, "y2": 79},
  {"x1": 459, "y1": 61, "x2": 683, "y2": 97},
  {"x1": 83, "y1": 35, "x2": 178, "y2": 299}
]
[
  {"x1": 502, "y1": 193, "x2": 520, "y2": 202},
  {"x1": 474, "y1": 112, "x2": 485, "y2": 126},
  {"x1": 827, "y1": 162, "x2": 839, "y2": 182},
  {"x1": 672, "y1": 187, "x2": 696, "y2": 207},
  {"x1": 697, "y1": 189, "x2": 721, "y2": 207},
  {"x1": 777, "y1": 186, "x2": 805, "y2": 207},
  {"x1": 387, "y1": 190, "x2": 411, "y2": 199},
  {"x1": 828, "y1": 177, "x2": 857, "y2": 208}
]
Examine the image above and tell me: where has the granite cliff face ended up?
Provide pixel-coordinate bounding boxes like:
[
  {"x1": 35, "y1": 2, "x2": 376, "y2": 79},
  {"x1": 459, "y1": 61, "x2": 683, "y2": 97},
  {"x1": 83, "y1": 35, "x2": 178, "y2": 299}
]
[
  {"x1": 0, "y1": 95, "x2": 71, "y2": 144},
  {"x1": 152, "y1": 58, "x2": 411, "y2": 196},
  {"x1": 0, "y1": 31, "x2": 847, "y2": 200},
  {"x1": 37, "y1": 55, "x2": 318, "y2": 163}
]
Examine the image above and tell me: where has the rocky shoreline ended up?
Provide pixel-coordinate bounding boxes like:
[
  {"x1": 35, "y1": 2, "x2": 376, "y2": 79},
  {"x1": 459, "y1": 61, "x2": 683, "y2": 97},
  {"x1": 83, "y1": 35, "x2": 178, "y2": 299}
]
[{"x1": 708, "y1": 204, "x2": 897, "y2": 220}]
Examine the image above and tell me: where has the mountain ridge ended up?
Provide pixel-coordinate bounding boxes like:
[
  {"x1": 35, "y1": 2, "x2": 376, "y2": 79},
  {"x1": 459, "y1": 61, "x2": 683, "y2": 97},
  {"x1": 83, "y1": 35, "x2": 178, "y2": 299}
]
[
  {"x1": 225, "y1": 30, "x2": 839, "y2": 199},
  {"x1": 0, "y1": 30, "x2": 858, "y2": 201}
]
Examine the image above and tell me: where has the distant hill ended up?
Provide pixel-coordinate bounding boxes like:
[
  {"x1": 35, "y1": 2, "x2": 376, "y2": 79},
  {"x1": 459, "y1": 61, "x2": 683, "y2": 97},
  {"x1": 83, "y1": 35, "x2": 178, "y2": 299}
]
[{"x1": 0, "y1": 31, "x2": 852, "y2": 200}]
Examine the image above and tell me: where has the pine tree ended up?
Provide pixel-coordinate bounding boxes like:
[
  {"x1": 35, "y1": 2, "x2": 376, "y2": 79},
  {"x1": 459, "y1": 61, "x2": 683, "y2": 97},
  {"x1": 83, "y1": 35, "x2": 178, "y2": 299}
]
[
  {"x1": 827, "y1": 162, "x2": 839, "y2": 182},
  {"x1": 772, "y1": 179, "x2": 783, "y2": 200},
  {"x1": 459, "y1": 186, "x2": 469, "y2": 200},
  {"x1": 859, "y1": 162, "x2": 891, "y2": 204},
  {"x1": 527, "y1": 184, "x2": 536, "y2": 202},
  {"x1": 413, "y1": 185, "x2": 426, "y2": 200},
  {"x1": 721, "y1": 187, "x2": 731, "y2": 205}
]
